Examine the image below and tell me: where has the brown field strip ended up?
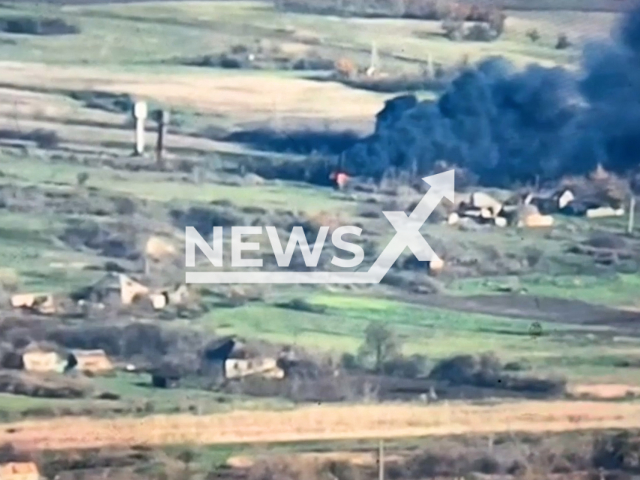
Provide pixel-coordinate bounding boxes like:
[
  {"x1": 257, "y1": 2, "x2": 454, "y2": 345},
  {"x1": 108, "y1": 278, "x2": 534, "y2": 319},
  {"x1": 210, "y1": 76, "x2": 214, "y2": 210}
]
[{"x1": 2, "y1": 401, "x2": 640, "y2": 451}]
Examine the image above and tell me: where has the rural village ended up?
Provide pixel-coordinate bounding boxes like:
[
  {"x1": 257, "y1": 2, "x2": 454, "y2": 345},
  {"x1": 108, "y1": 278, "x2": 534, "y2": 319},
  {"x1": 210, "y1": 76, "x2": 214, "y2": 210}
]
[{"x1": 0, "y1": 0, "x2": 639, "y2": 480}]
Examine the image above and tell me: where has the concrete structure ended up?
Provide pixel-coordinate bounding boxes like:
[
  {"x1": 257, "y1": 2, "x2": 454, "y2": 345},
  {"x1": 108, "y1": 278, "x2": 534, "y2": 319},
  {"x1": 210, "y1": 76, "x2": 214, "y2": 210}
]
[
  {"x1": 0, "y1": 462, "x2": 40, "y2": 480},
  {"x1": 10, "y1": 293, "x2": 56, "y2": 314},
  {"x1": 145, "y1": 236, "x2": 176, "y2": 261},
  {"x1": 586, "y1": 206, "x2": 625, "y2": 219},
  {"x1": 69, "y1": 350, "x2": 113, "y2": 374},
  {"x1": 22, "y1": 350, "x2": 66, "y2": 373},
  {"x1": 470, "y1": 192, "x2": 503, "y2": 217},
  {"x1": 427, "y1": 256, "x2": 445, "y2": 274},
  {"x1": 224, "y1": 357, "x2": 285, "y2": 380},
  {"x1": 132, "y1": 101, "x2": 147, "y2": 156},
  {"x1": 518, "y1": 213, "x2": 554, "y2": 228},
  {"x1": 81, "y1": 273, "x2": 150, "y2": 306}
]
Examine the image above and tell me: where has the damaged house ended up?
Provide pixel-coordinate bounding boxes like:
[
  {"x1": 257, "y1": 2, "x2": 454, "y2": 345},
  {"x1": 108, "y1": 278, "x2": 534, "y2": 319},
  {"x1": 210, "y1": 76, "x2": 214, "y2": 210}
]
[
  {"x1": 21, "y1": 349, "x2": 67, "y2": 373},
  {"x1": 0, "y1": 462, "x2": 40, "y2": 480},
  {"x1": 149, "y1": 337, "x2": 286, "y2": 389},
  {"x1": 10, "y1": 293, "x2": 57, "y2": 315},
  {"x1": 524, "y1": 188, "x2": 575, "y2": 214},
  {"x1": 71, "y1": 273, "x2": 190, "y2": 311},
  {"x1": 451, "y1": 191, "x2": 554, "y2": 229},
  {"x1": 67, "y1": 349, "x2": 113, "y2": 374},
  {"x1": 523, "y1": 166, "x2": 628, "y2": 218}
]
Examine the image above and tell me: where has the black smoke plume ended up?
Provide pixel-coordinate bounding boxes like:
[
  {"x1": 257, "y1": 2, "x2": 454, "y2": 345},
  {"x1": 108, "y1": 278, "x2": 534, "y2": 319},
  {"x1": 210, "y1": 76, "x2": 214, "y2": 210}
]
[{"x1": 343, "y1": 6, "x2": 640, "y2": 187}]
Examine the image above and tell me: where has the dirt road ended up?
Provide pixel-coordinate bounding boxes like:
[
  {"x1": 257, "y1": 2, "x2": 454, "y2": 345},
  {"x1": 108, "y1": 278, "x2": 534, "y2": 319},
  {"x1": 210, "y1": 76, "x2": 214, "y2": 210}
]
[
  {"x1": 391, "y1": 292, "x2": 640, "y2": 330},
  {"x1": 3, "y1": 401, "x2": 640, "y2": 452}
]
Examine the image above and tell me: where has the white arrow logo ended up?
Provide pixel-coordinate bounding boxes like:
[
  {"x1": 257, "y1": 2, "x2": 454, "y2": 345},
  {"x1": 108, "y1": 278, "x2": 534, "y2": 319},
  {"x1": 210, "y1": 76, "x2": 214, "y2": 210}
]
[{"x1": 186, "y1": 170, "x2": 454, "y2": 284}]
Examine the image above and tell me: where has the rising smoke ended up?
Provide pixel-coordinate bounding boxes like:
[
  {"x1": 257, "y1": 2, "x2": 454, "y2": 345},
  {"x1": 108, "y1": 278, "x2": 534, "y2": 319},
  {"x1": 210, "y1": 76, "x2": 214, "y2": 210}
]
[{"x1": 343, "y1": 6, "x2": 640, "y2": 187}]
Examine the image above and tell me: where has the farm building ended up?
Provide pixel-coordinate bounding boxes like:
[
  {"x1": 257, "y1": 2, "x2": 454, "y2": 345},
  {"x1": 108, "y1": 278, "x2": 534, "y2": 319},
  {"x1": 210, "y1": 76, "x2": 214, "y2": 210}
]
[
  {"x1": 10, "y1": 293, "x2": 57, "y2": 315},
  {"x1": 0, "y1": 462, "x2": 40, "y2": 480},
  {"x1": 525, "y1": 188, "x2": 575, "y2": 214},
  {"x1": 75, "y1": 273, "x2": 150, "y2": 306},
  {"x1": 67, "y1": 350, "x2": 113, "y2": 374},
  {"x1": 515, "y1": 205, "x2": 554, "y2": 228},
  {"x1": 21, "y1": 350, "x2": 66, "y2": 373},
  {"x1": 224, "y1": 357, "x2": 285, "y2": 380},
  {"x1": 72, "y1": 273, "x2": 190, "y2": 310},
  {"x1": 148, "y1": 284, "x2": 191, "y2": 310}
]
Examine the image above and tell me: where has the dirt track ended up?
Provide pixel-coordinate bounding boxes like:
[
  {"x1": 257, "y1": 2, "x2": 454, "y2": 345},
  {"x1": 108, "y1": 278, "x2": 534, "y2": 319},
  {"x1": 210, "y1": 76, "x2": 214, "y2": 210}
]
[
  {"x1": 392, "y1": 292, "x2": 640, "y2": 330},
  {"x1": 3, "y1": 401, "x2": 640, "y2": 452}
]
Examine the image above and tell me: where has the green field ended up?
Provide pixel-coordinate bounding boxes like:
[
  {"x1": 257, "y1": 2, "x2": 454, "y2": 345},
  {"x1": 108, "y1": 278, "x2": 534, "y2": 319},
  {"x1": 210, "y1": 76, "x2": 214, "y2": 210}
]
[
  {"x1": 0, "y1": 0, "x2": 636, "y2": 432},
  {"x1": 0, "y1": 0, "x2": 613, "y2": 70}
]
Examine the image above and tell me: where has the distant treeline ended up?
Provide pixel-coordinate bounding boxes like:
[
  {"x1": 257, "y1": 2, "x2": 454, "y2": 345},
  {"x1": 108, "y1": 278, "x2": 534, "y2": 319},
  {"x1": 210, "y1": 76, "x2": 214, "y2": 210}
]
[
  {"x1": 11, "y1": 0, "x2": 637, "y2": 11},
  {"x1": 274, "y1": 0, "x2": 635, "y2": 17},
  {"x1": 275, "y1": 0, "x2": 503, "y2": 21}
]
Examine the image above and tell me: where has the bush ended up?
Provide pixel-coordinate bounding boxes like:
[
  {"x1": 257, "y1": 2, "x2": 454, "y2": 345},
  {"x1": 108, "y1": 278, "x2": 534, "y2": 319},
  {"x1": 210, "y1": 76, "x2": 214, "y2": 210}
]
[
  {"x1": 592, "y1": 432, "x2": 640, "y2": 471},
  {"x1": 0, "y1": 16, "x2": 79, "y2": 36},
  {"x1": 30, "y1": 129, "x2": 60, "y2": 149},
  {"x1": 76, "y1": 172, "x2": 89, "y2": 186},
  {"x1": 383, "y1": 354, "x2": 428, "y2": 378},
  {"x1": 275, "y1": 298, "x2": 327, "y2": 314},
  {"x1": 465, "y1": 23, "x2": 496, "y2": 41},
  {"x1": 442, "y1": 18, "x2": 464, "y2": 40},
  {"x1": 429, "y1": 353, "x2": 565, "y2": 395},
  {"x1": 340, "y1": 352, "x2": 360, "y2": 371},
  {"x1": 556, "y1": 33, "x2": 571, "y2": 49},
  {"x1": 69, "y1": 91, "x2": 134, "y2": 114},
  {"x1": 292, "y1": 55, "x2": 335, "y2": 71},
  {"x1": 112, "y1": 196, "x2": 137, "y2": 216},
  {"x1": 527, "y1": 28, "x2": 541, "y2": 42},
  {"x1": 0, "y1": 128, "x2": 60, "y2": 149}
]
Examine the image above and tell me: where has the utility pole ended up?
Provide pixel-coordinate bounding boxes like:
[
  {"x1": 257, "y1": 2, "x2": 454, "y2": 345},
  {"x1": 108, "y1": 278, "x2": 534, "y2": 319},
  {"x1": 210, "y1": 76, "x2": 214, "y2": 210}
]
[
  {"x1": 377, "y1": 439, "x2": 385, "y2": 480},
  {"x1": 132, "y1": 101, "x2": 147, "y2": 156},
  {"x1": 367, "y1": 41, "x2": 379, "y2": 76},
  {"x1": 628, "y1": 196, "x2": 636, "y2": 235},
  {"x1": 154, "y1": 109, "x2": 169, "y2": 169},
  {"x1": 426, "y1": 52, "x2": 434, "y2": 79}
]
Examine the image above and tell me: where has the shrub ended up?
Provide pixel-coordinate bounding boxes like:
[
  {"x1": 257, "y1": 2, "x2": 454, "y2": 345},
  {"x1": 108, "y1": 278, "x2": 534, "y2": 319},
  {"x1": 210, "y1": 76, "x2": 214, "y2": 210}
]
[
  {"x1": 442, "y1": 18, "x2": 464, "y2": 40},
  {"x1": 340, "y1": 352, "x2": 360, "y2": 371},
  {"x1": 383, "y1": 354, "x2": 428, "y2": 378},
  {"x1": 0, "y1": 128, "x2": 60, "y2": 149},
  {"x1": 556, "y1": 33, "x2": 571, "y2": 49},
  {"x1": 275, "y1": 298, "x2": 327, "y2": 314},
  {"x1": 30, "y1": 129, "x2": 60, "y2": 149},
  {"x1": 112, "y1": 196, "x2": 137, "y2": 216},
  {"x1": 592, "y1": 432, "x2": 640, "y2": 471},
  {"x1": 219, "y1": 53, "x2": 245, "y2": 69},
  {"x1": 465, "y1": 23, "x2": 496, "y2": 41},
  {"x1": 69, "y1": 91, "x2": 134, "y2": 114},
  {"x1": 0, "y1": 16, "x2": 79, "y2": 36},
  {"x1": 527, "y1": 28, "x2": 541, "y2": 42},
  {"x1": 76, "y1": 172, "x2": 89, "y2": 186},
  {"x1": 292, "y1": 55, "x2": 335, "y2": 71}
]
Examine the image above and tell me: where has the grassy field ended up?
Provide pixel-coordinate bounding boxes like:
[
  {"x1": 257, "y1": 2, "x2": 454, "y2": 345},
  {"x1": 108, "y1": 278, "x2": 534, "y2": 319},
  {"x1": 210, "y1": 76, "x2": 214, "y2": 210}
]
[
  {"x1": 0, "y1": 0, "x2": 618, "y2": 132},
  {"x1": 200, "y1": 291, "x2": 640, "y2": 383},
  {"x1": 0, "y1": 1, "x2": 613, "y2": 68},
  {"x1": 0, "y1": 0, "x2": 637, "y2": 446},
  {"x1": 450, "y1": 274, "x2": 640, "y2": 308}
]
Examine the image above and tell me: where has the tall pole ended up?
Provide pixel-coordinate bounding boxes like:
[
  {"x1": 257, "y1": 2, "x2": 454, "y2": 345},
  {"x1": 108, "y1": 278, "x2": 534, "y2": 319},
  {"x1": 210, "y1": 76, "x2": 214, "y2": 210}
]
[
  {"x1": 628, "y1": 196, "x2": 636, "y2": 235},
  {"x1": 133, "y1": 101, "x2": 147, "y2": 156},
  {"x1": 155, "y1": 109, "x2": 169, "y2": 168},
  {"x1": 426, "y1": 53, "x2": 434, "y2": 79},
  {"x1": 378, "y1": 439, "x2": 385, "y2": 480}
]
